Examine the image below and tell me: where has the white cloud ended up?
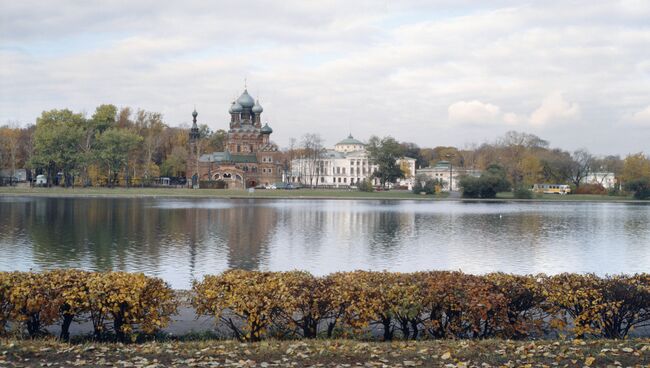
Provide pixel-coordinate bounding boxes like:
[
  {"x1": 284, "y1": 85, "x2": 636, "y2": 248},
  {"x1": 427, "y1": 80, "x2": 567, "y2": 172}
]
[
  {"x1": 628, "y1": 105, "x2": 650, "y2": 126},
  {"x1": 448, "y1": 100, "x2": 501, "y2": 124},
  {"x1": 529, "y1": 93, "x2": 580, "y2": 126},
  {"x1": 1, "y1": 1, "x2": 649, "y2": 154}
]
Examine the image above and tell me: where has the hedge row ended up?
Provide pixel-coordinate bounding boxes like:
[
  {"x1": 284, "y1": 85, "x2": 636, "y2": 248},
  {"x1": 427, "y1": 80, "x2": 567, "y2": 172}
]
[
  {"x1": 0, "y1": 270, "x2": 176, "y2": 341},
  {"x1": 192, "y1": 270, "x2": 650, "y2": 341},
  {"x1": 1, "y1": 270, "x2": 649, "y2": 342}
]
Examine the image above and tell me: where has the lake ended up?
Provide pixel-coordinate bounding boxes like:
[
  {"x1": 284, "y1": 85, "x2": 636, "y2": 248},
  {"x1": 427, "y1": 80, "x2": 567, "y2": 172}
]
[{"x1": 0, "y1": 196, "x2": 649, "y2": 289}]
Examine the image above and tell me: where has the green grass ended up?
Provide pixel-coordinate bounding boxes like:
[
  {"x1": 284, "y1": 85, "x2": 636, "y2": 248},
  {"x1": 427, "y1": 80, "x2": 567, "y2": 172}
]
[
  {"x1": 0, "y1": 186, "x2": 643, "y2": 202},
  {"x1": 0, "y1": 186, "x2": 444, "y2": 200},
  {"x1": 496, "y1": 191, "x2": 636, "y2": 201}
]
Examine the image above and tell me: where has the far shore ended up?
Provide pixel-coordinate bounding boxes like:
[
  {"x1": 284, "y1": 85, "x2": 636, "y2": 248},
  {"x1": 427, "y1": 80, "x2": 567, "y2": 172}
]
[{"x1": 0, "y1": 186, "x2": 646, "y2": 203}]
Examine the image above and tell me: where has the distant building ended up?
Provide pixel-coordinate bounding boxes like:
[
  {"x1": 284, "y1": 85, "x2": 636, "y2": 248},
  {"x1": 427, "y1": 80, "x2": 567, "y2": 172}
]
[
  {"x1": 289, "y1": 134, "x2": 416, "y2": 188},
  {"x1": 416, "y1": 161, "x2": 481, "y2": 191},
  {"x1": 583, "y1": 172, "x2": 617, "y2": 189},
  {"x1": 187, "y1": 89, "x2": 283, "y2": 189}
]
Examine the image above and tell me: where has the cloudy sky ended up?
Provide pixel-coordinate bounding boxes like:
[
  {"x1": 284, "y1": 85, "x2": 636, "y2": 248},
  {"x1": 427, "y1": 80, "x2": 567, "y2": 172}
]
[{"x1": 1, "y1": 0, "x2": 649, "y2": 154}]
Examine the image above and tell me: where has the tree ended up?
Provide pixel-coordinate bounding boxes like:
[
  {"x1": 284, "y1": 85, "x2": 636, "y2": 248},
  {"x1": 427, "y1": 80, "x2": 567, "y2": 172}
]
[
  {"x1": 96, "y1": 128, "x2": 142, "y2": 187},
  {"x1": 135, "y1": 110, "x2": 166, "y2": 184},
  {"x1": 300, "y1": 133, "x2": 324, "y2": 188},
  {"x1": 621, "y1": 153, "x2": 650, "y2": 184},
  {"x1": 208, "y1": 129, "x2": 228, "y2": 152},
  {"x1": 367, "y1": 136, "x2": 405, "y2": 188},
  {"x1": 400, "y1": 142, "x2": 426, "y2": 169},
  {"x1": 568, "y1": 149, "x2": 593, "y2": 188},
  {"x1": 160, "y1": 146, "x2": 188, "y2": 177},
  {"x1": 623, "y1": 178, "x2": 650, "y2": 200},
  {"x1": 30, "y1": 109, "x2": 86, "y2": 187},
  {"x1": 460, "y1": 164, "x2": 511, "y2": 198},
  {"x1": 0, "y1": 124, "x2": 21, "y2": 184}
]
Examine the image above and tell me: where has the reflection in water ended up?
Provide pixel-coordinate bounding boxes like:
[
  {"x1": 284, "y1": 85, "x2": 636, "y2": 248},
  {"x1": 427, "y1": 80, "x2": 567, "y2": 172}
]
[{"x1": 0, "y1": 197, "x2": 649, "y2": 289}]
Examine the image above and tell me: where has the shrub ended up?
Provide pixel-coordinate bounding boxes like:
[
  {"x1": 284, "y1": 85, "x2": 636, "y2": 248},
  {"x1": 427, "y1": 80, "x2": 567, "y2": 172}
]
[
  {"x1": 486, "y1": 273, "x2": 545, "y2": 338},
  {"x1": 193, "y1": 270, "x2": 291, "y2": 341},
  {"x1": 460, "y1": 165, "x2": 511, "y2": 198},
  {"x1": 0, "y1": 270, "x2": 176, "y2": 341},
  {"x1": 7, "y1": 272, "x2": 60, "y2": 338},
  {"x1": 421, "y1": 271, "x2": 510, "y2": 339},
  {"x1": 86, "y1": 272, "x2": 176, "y2": 342},
  {"x1": 357, "y1": 179, "x2": 374, "y2": 192},
  {"x1": 574, "y1": 183, "x2": 607, "y2": 195},
  {"x1": 273, "y1": 271, "x2": 338, "y2": 338},
  {"x1": 624, "y1": 178, "x2": 650, "y2": 199},
  {"x1": 0, "y1": 272, "x2": 22, "y2": 335},
  {"x1": 513, "y1": 187, "x2": 534, "y2": 199},
  {"x1": 412, "y1": 176, "x2": 443, "y2": 195}
]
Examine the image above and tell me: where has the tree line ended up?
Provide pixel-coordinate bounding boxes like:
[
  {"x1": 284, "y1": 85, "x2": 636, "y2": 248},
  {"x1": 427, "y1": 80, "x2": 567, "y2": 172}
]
[
  {"x1": 0, "y1": 105, "x2": 226, "y2": 187},
  {"x1": 1, "y1": 107, "x2": 649, "y2": 193}
]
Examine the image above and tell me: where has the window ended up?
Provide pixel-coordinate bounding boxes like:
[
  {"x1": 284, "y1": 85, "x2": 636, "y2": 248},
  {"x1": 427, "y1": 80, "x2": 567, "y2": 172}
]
[
  {"x1": 344, "y1": 178, "x2": 347, "y2": 183},
  {"x1": 268, "y1": 168, "x2": 273, "y2": 174},
  {"x1": 321, "y1": 177, "x2": 324, "y2": 183},
  {"x1": 342, "y1": 168, "x2": 346, "y2": 174},
  {"x1": 237, "y1": 145, "x2": 241, "y2": 152}
]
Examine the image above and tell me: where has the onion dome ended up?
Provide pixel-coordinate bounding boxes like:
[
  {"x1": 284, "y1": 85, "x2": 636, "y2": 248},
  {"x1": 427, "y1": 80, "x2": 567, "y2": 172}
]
[
  {"x1": 261, "y1": 123, "x2": 273, "y2": 134},
  {"x1": 192, "y1": 108, "x2": 198, "y2": 118},
  {"x1": 237, "y1": 89, "x2": 255, "y2": 108},
  {"x1": 252, "y1": 99, "x2": 263, "y2": 113},
  {"x1": 229, "y1": 100, "x2": 243, "y2": 113}
]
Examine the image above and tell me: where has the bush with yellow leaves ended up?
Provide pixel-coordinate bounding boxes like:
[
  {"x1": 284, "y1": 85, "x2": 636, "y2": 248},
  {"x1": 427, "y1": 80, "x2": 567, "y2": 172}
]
[
  {"x1": 543, "y1": 273, "x2": 650, "y2": 339},
  {"x1": 193, "y1": 270, "x2": 293, "y2": 342},
  {"x1": 0, "y1": 270, "x2": 176, "y2": 341}
]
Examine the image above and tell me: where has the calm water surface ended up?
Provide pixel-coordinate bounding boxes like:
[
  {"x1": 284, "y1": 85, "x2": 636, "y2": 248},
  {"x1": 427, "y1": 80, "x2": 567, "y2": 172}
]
[{"x1": 0, "y1": 197, "x2": 649, "y2": 289}]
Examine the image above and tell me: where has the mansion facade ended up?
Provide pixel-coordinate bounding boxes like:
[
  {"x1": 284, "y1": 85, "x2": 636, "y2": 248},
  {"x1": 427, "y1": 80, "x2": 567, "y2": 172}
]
[
  {"x1": 289, "y1": 135, "x2": 416, "y2": 188},
  {"x1": 187, "y1": 89, "x2": 283, "y2": 189}
]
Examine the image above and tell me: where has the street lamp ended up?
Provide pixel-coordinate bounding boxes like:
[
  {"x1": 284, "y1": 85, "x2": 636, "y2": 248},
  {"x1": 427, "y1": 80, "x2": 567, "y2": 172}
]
[{"x1": 445, "y1": 153, "x2": 455, "y2": 192}]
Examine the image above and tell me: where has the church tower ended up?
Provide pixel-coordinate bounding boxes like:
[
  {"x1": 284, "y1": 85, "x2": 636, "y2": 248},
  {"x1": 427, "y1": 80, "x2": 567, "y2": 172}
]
[{"x1": 188, "y1": 108, "x2": 200, "y2": 186}]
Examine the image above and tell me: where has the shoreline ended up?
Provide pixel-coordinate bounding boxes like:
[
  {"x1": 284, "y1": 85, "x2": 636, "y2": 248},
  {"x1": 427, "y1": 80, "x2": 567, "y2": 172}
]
[{"x1": 0, "y1": 187, "x2": 646, "y2": 204}]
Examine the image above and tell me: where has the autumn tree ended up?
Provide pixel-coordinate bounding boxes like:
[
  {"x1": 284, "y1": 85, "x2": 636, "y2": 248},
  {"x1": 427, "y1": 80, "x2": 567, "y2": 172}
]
[
  {"x1": 0, "y1": 124, "x2": 21, "y2": 183},
  {"x1": 96, "y1": 128, "x2": 142, "y2": 187}
]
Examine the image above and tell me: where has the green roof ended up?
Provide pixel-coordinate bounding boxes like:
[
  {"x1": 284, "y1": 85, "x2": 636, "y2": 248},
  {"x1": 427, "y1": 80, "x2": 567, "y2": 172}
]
[
  {"x1": 200, "y1": 152, "x2": 258, "y2": 164},
  {"x1": 230, "y1": 154, "x2": 258, "y2": 163},
  {"x1": 336, "y1": 134, "x2": 364, "y2": 146}
]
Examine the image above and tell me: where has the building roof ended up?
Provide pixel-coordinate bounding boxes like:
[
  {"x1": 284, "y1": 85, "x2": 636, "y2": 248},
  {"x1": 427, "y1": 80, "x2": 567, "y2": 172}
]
[
  {"x1": 336, "y1": 134, "x2": 364, "y2": 146},
  {"x1": 199, "y1": 151, "x2": 258, "y2": 164},
  {"x1": 237, "y1": 89, "x2": 255, "y2": 108}
]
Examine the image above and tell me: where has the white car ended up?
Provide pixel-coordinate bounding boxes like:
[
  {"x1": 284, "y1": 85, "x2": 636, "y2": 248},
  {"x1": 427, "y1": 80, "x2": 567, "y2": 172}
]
[{"x1": 265, "y1": 184, "x2": 277, "y2": 190}]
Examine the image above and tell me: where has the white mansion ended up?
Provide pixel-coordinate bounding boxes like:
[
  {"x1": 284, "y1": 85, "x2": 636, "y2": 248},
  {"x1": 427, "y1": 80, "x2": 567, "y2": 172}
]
[{"x1": 289, "y1": 134, "x2": 416, "y2": 188}]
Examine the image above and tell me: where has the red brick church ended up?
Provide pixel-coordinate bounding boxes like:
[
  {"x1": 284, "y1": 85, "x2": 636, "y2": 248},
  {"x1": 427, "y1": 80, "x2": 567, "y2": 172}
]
[{"x1": 187, "y1": 89, "x2": 283, "y2": 189}]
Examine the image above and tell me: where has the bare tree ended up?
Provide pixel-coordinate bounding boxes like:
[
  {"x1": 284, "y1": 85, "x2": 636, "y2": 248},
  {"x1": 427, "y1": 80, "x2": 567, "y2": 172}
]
[
  {"x1": 569, "y1": 149, "x2": 594, "y2": 188},
  {"x1": 300, "y1": 133, "x2": 324, "y2": 188}
]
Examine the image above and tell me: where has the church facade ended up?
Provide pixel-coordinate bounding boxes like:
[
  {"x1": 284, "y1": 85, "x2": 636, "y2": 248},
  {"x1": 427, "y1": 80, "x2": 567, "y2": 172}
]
[{"x1": 187, "y1": 89, "x2": 283, "y2": 189}]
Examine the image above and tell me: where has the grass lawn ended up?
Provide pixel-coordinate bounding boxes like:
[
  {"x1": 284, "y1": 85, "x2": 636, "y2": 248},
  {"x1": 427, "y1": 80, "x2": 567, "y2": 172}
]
[
  {"x1": 0, "y1": 186, "x2": 444, "y2": 200},
  {"x1": 496, "y1": 192, "x2": 636, "y2": 201},
  {"x1": 0, "y1": 186, "x2": 643, "y2": 202},
  {"x1": 1, "y1": 338, "x2": 648, "y2": 367}
]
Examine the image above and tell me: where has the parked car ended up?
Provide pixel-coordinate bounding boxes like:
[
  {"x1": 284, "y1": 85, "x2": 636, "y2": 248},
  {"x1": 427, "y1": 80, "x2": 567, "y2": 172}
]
[{"x1": 35, "y1": 175, "x2": 47, "y2": 186}]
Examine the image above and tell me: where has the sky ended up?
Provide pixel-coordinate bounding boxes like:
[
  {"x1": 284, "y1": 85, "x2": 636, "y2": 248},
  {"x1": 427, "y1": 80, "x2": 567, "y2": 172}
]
[{"x1": 1, "y1": 0, "x2": 649, "y2": 155}]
